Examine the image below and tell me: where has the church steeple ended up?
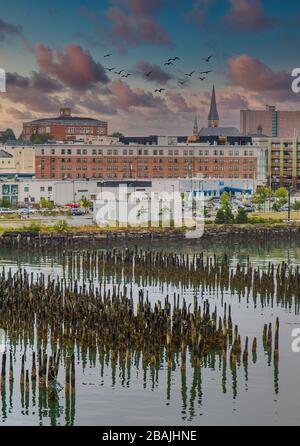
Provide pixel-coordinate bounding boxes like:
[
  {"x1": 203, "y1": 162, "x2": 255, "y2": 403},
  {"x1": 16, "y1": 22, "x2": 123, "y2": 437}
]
[
  {"x1": 193, "y1": 115, "x2": 199, "y2": 136},
  {"x1": 208, "y1": 85, "x2": 219, "y2": 128}
]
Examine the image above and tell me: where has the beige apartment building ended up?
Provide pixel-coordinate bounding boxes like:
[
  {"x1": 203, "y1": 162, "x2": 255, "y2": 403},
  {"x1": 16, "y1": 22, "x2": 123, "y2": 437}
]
[
  {"x1": 253, "y1": 137, "x2": 300, "y2": 189},
  {"x1": 0, "y1": 145, "x2": 35, "y2": 178}
]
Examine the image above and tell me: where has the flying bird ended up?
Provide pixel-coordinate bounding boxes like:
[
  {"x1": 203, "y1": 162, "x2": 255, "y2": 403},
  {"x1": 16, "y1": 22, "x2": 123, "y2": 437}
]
[
  {"x1": 178, "y1": 80, "x2": 186, "y2": 86},
  {"x1": 198, "y1": 76, "x2": 206, "y2": 81},
  {"x1": 103, "y1": 53, "x2": 112, "y2": 58},
  {"x1": 115, "y1": 70, "x2": 124, "y2": 75},
  {"x1": 199, "y1": 70, "x2": 213, "y2": 75},
  {"x1": 185, "y1": 71, "x2": 195, "y2": 77},
  {"x1": 168, "y1": 57, "x2": 180, "y2": 62},
  {"x1": 146, "y1": 71, "x2": 152, "y2": 77},
  {"x1": 122, "y1": 73, "x2": 132, "y2": 78},
  {"x1": 164, "y1": 62, "x2": 174, "y2": 66},
  {"x1": 155, "y1": 88, "x2": 166, "y2": 93},
  {"x1": 203, "y1": 55, "x2": 213, "y2": 63},
  {"x1": 105, "y1": 67, "x2": 116, "y2": 72}
]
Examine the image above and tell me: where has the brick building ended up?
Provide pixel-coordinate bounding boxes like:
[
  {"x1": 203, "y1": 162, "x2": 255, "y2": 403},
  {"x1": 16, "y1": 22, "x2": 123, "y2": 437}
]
[
  {"x1": 23, "y1": 108, "x2": 108, "y2": 142},
  {"x1": 34, "y1": 143, "x2": 268, "y2": 184},
  {"x1": 241, "y1": 105, "x2": 300, "y2": 138}
]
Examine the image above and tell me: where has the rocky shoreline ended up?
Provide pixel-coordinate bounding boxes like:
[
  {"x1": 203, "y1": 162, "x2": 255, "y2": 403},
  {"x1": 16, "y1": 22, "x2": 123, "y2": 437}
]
[{"x1": 0, "y1": 223, "x2": 299, "y2": 249}]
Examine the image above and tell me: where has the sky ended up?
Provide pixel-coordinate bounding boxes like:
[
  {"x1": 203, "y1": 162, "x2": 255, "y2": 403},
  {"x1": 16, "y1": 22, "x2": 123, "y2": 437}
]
[{"x1": 1, "y1": 0, "x2": 300, "y2": 136}]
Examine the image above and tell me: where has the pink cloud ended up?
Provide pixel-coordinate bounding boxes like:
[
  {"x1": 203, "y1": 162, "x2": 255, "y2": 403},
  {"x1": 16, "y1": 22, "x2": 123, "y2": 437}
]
[
  {"x1": 166, "y1": 92, "x2": 197, "y2": 112},
  {"x1": 224, "y1": 0, "x2": 276, "y2": 31},
  {"x1": 35, "y1": 44, "x2": 109, "y2": 91},
  {"x1": 109, "y1": 79, "x2": 165, "y2": 110},
  {"x1": 107, "y1": 6, "x2": 171, "y2": 47},
  {"x1": 228, "y1": 54, "x2": 290, "y2": 91},
  {"x1": 228, "y1": 54, "x2": 295, "y2": 102},
  {"x1": 112, "y1": 0, "x2": 162, "y2": 17}
]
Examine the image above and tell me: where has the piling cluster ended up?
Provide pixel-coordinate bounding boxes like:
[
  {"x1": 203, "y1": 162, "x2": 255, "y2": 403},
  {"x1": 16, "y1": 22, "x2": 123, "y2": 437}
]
[
  {"x1": 61, "y1": 249, "x2": 300, "y2": 311},
  {"x1": 0, "y1": 246, "x2": 286, "y2": 425}
]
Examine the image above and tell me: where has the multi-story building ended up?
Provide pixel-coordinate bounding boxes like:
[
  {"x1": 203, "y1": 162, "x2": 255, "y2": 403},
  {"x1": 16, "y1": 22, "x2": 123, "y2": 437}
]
[
  {"x1": 253, "y1": 137, "x2": 300, "y2": 189},
  {"x1": 241, "y1": 105, "x2": 300, "y2": 138},
  {"x1": 0, "y1": 178, "x2": 259, "y2": 208},
  {"x1": 34, "y1": 142, "x2": 268, "y2": 184},
  {"x1": 0, "y1": 144, "x2": 35, "y2": 178},
  {"x1": 22, "y1": 108, "x2": 108, "y2": 142}
]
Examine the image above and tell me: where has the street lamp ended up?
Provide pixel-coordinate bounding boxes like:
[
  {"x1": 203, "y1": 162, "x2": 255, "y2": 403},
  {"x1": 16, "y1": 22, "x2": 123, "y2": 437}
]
[{"x1": 288, "y1": 185, "x2": 292, "y2": 222}]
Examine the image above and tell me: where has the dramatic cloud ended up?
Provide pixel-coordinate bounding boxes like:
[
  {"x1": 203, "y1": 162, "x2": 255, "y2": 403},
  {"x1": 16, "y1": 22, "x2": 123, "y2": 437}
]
[
  {"x1": 79, "y1": 95, "x2": 118, "y2": 116},
  {"x1": 228, "y1": 54, "x2": 295, "y2": 102},
  {"x1": 107, "y1": 6, "x2": 171, "y2": 47},
  {"x1": 166, "y1": 91, "x2": 197, "y2": 112},
  {"x1": 108, "y1": 79, "x2": 166, "y2": 110},
  {"x1": 228, "y1": 54, "x2": 290, "y2": 91},
  {"x1": 6, "y1": 71, "x2": 68, "y2": 114},
  {"x1": 35, "y1": 44, "x2": 109, "y2": 91},
  {"x1": 0, "y1": 18, "x2": 22, "y2": 41},
  {"x1": 134, "y1": 60, "x2": 174, "y2": 84},
  {"x1": 6, "y1": 108, "x2": 36, "y2": 121},
  {"x1": 81, "y1": 1, "x2": 172, "y2": 52},
  {"x1": 224, "y1": 0, "x2": 276, "y2": 31},
  {"x1": 218, "y1": 92, "x2": 249, "y2": 110}
]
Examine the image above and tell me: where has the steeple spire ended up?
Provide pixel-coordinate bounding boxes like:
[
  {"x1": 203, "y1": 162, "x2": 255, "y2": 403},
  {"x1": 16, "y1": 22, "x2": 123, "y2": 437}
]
[
  {"x1": 208, "y1": 85, "x2": 219, "y2": 128},
  {"x1": 193, "y1": 115, "x2": 199, "y2": 136}
]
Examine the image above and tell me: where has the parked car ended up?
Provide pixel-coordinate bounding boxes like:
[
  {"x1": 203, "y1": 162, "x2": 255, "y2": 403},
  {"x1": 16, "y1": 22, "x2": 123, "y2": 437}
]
[
  {"x1": 0, "y1": 207, "x2": 13, "y2": 214},
  {"x1": 71, "y1": 207, "x2": 86, "y2": 216},
  {"x1": 17, "y1": 208, "x2": 36, "y2": 215},
  {"x1": 279, "y1": 204, "x2": 290, "y2": 212}
]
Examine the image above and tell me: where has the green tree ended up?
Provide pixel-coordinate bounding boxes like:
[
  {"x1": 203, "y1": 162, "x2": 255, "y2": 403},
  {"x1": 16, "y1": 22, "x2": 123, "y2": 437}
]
[
  {"x1": 215, "y1": 209, "x2": 226, "y2": 224},
  {"x1": 273, "y1": 187, "x2": 288, "y2": 211},
  {"x1": 40, "y1": 197, "x2": 54, "y2": 210},
  {"x1": 1, "y1": 128, "x2": 16, "y2": 143},
  {"x1": 292, "y1": 200, "x2": 300, "y2": 211},
  {"x1": 235, "y1": 208, "x2": 249, "y2": 224},
  {"x1": 80, "y1": 196, "x2": 92, "y2": 209},
  {"x1": 109, "y1": 132, "x2": 124, "y2": 138},
  {"x1": 30, "y1": 134, "x2": 54, "y2": 145},
  {"x1": 253, "y1": 186, "x2": 273, "y2": 210},
  {"x1": 220, "y1": 191, "x2": 231, "y2": 208},
  {"x1": 224, "y1": 206, "x2": 235, "y2": 224}
]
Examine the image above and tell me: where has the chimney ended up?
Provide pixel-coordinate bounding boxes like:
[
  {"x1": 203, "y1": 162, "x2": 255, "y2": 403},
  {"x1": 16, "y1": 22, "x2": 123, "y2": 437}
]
[{"x1": 60, "y1": 108, "x2": 72, "y2": 117}]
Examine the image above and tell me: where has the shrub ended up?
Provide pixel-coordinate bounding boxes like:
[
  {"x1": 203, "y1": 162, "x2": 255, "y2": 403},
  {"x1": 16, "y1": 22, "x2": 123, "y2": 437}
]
[
  {"x1": 215, "y1": 209, "x2": 226, "y2": 224},
  {"x1": 224, "y1": 206, "x2": 235, "y2": 224},
  {"x1": 292, "y1": 200, "x2": 300, "y2": 211},
  {"x1": 235, "y1": 208, "x2": 249, "y2": 224},
  {"x1": 25, "y1": 223, "x2": 41, "y2": 232},
  {"x1": 54, "y1": 220, "x2": 70, "y2": 232}
]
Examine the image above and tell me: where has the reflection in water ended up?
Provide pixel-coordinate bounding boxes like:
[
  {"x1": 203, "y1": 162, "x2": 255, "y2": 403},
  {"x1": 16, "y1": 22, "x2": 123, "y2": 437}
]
[
  {"x1": 0, "y1": 238, "x2": 297, "y2": 425},
  {"x1": 0, "y1": 334, "x2": 280, "y2": 426}
]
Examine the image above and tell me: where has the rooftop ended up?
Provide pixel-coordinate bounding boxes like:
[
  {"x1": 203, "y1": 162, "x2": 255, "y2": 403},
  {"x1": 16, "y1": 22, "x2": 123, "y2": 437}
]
[
  {"x1": 0, "y1": 149, "x2": 13, "y2": 158},
  {"x1": 199, "y1": 127, "x2": 240, "y2": 137},
  {"x1": 24, "y1": 108, "x2": 107, "y2": 126}
]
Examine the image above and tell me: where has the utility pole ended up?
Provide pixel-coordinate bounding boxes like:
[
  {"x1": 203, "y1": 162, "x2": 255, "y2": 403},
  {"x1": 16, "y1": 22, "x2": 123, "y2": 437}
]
[{"x1": 288, "y1": 185, "x2": 291, "y2": 222}]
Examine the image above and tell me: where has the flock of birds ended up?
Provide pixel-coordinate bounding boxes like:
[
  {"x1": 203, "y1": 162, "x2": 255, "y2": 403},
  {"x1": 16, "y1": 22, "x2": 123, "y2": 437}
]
[{"x1": 102, "y1": 53, "x2": 214, "y2": 94}]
